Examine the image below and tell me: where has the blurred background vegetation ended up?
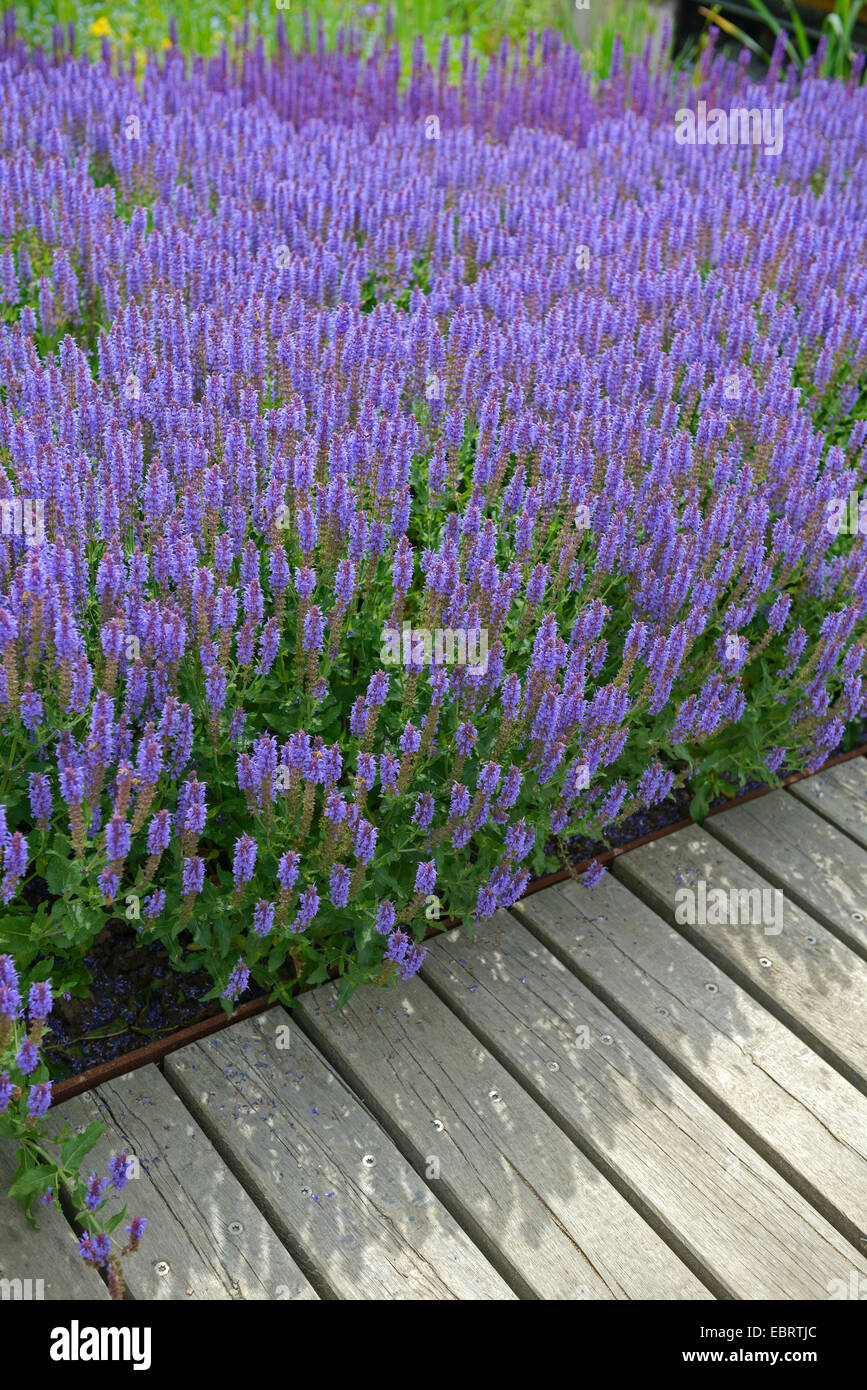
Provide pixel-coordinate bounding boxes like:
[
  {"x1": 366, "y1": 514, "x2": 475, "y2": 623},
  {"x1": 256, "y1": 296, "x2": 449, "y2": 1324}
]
[{"x1": 7, "y1": 0, "x2": 670, "y2": 78}]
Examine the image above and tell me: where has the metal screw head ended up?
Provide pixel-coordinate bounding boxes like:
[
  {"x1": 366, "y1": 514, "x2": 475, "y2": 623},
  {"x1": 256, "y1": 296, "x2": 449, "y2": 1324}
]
[
  {"x1": 431, "y1": 1119, "x2": 444, "y2": 1131},
  {"x1": 300, "y1": 1185, "x2": 311, "y2": 1196},
  {"x1": 228, "y1": 1220, "x2": 243, "y2": 1235},
  {"x1": 805, "y1": 934, "x2": 816, "y2": 945},
  {"x1": 489, "y1": 1089, "x2": 502, "y2": 1102},
  {"x1": 759, "y1": 957, "x2": 772, "y2": 968},
  {"x1": 853, "y1": 912, "x2": 865, "y2": 922},
  {"x1": 600, "y1": 1033, "x2": 613, "y2": 1045},
  {"x1": 547, "y1": 1061, "x2": 560, "y2": 1072},
  {"x1": 656, "y1": 1006, "x2": 669, "y2": 1017},
  {"x1": 362, "y1": 1153, "x2": 376, "y2": 1167},
  {"x1": 704, "y1": 982, "x2": 718, "y2": 994},
  {"x1": 155, "y1": 1261, "x2": 170, "y2": 1277}
]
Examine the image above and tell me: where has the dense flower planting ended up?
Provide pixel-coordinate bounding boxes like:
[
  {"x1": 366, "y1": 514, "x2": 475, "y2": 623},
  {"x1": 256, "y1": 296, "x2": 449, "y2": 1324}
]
[{"x1": 1, "y1": 16, "x2": 866, "y2": 1019}]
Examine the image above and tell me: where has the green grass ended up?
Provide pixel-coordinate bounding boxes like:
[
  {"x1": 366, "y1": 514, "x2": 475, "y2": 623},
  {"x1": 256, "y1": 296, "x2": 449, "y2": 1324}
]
[{"x1": 10, "y1": 0, "x2": 668, "y2": 79}]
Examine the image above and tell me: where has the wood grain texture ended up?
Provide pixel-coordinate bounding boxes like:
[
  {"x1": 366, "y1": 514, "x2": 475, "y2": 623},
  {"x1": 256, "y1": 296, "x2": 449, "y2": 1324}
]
[
  {"x1": 421, "y1": 912, "x2": 867, "y2": 1299},
  {"x1": 513, "y1": 874, "x2": 867, "y2": 1253},
  {"x1": 298, "y1": 975, "x2": 709, "y2": 1300},
  {"x1": 54, "y1": 1065, "x2": 317, "y2": 1301},
  {"x1": 706, "y1": 790, "x2": 867, "y2": 958},
  {"x1": 789, "y1": 758, "x2": 867, "y2": 852},
  {"x1": 164, "y1": 1011, "x2": 516, "y2": 1300},
  {"x1": 0, "y1": 1140, "x2": 109, "y2": 1300},
  {"x1": 614, "y1": 827, "x2": 867, "y2": 1091}
]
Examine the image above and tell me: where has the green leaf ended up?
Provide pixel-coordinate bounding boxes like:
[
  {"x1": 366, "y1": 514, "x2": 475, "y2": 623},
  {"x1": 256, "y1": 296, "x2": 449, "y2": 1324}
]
[
  {"x1": 60, "y1": 1120, "x2": 104, "y2": 1173},
  {"x1": 689, "y1": 784, "x2": 711, "y2": 824},
  {"x1": 104, "y1": 1206, "x2": 128, "y2": 1233},
  {"x1": 8, "y1": 1162, "x2": 57, "y2": 1203}
]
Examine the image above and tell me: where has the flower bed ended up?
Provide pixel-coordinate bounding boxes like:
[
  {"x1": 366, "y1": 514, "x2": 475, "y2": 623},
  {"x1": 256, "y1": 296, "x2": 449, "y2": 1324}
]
[{"x1": 1, "y1": 17, "x2": 867, "y2": 1036}]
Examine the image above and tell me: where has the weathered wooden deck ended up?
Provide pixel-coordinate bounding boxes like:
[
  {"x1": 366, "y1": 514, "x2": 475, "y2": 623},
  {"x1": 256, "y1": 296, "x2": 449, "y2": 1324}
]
[{"x1": 3, "y1": 759, "x2": 867, "y2": 1300}]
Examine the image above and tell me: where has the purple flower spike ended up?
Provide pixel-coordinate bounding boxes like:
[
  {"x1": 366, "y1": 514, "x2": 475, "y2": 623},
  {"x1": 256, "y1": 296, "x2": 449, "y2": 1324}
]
[
  {"x1": 232, "y1": 834, "x2": 257, "y2": 889},
  {"x1": 26, "y1": 1081, "x2": 52, "y2": 1119}
]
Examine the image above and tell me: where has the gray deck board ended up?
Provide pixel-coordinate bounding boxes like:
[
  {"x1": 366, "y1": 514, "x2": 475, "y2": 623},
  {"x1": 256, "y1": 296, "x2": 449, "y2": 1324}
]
[
  {"x1": 164, "y1": 1012, "x2": 515, "y2": 1300},
  {"x1": 54, "y1": 1065, "x2": 317, "y2": 1301},
  {"x1": 0, "y1": 1141, "x2": 110, "y2": 1300},
  {"x1": 705, "y1": 790, "x2": 867, "y2": 958},
  {"x1": 614, "y1": 827, "x2": 867, "y2": 1091},
  {"x1": 297, "y1": 975, "x2": 709, "y2": 1300},
  {"x1": 788, "y1": 758, "x2": 867, "y2": 850},
  {"x1": 420, "y1": 912, "x2": 867, "y2": 1299},
  {"x1": 513, "y1": 874, "x2": 867, "y2": 1253}
]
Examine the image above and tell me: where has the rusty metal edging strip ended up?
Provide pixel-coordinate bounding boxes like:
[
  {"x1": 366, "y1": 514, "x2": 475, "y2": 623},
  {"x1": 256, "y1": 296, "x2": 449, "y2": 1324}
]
[{"x1": 51, "y1": 741, "x2": 867, "y2": 1104}]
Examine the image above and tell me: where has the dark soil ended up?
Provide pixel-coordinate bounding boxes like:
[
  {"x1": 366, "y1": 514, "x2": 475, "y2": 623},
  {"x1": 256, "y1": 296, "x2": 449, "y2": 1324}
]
[{"x1": 43, "y1": 919, "x2": 265, "y2": 1080}]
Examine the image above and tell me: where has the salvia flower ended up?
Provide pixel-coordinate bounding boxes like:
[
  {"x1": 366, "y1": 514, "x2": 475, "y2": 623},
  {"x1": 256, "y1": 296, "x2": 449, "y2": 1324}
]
[
  {"x1": 252, "y1": 899, "x2": 275, "y2": 937},
  {"x1": 232, "y1": 834, "x2": 257, "y2": 889}
]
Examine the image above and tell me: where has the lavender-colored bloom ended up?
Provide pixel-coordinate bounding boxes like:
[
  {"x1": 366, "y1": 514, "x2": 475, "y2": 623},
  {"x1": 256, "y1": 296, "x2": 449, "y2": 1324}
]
[
  {"x1": 504, "y1": 819, "x2": 535, "y2": 862},
  {"x1": 223, "y1": 959, "x2": 250, "y2": 1002},
  {"x1": 147, "y1": 809, "x2": 171, "y2": 855},
  {"x1": 582, "y1": 860, "x2": 606, "y2": 889},
  {"x1": 0, "y1": 1073, "x2": 14, "y2": 1112},
  {"x1": 375, "y1": 902, "x2": 396, "y2": 936},
  {"x1": 397, "y1": 944, "x2": 427, "y2": 980},
  {"x1": 0, "y1": 985, "x2": 20, "y2": 1021},
  {"x1": 414, "y1": 860, "x2": 436, "y2": 896},
  {"x1": 182, "y1": 856, "x2": 205, "y2": 895},
  {"x1": 124, "y1": 1216, "x2": 147, "y2": 1250},
  {"x1": 277, "y1": 850, "x2": 301, "y2": 893},
  {"x1": 366, "y1": 671, "x2": 389, "y2": 708},
  {"x1": 455, "y1": 721, "x2": 478, "y2": 756},
  {"x1": 356, "y1": 753, "x2": 377, "y2": 790},
  {"x1": 105, "y1": 815, "x2": 131, "y2": 862},
  {"x1": 143, "y1": 890, "x2": 166, "y2": 919},
  {"x1": 412, "y1": 792, "x2": 435, "y2": 829},
  {"x1": 16, "y1": 1038, "x2": 38, "y2": 1075},
  {"x1": 497, "y1": 766, "x2": 522, "y2": 810},
  {"x1": 353, "y1": 819, "x2": 378, "y2": 864},
  {"x1": 291, "y1": 885, "x2": 319, "y2": 933},
  {"x1": 58, "y1": 765, "x2": 85, "y2": 806},
  {"x1": 294, "y1": 566, "x2": 316, "y2": 600},
  {"x1": 329, "y1": 863, "x2": 350, "y2": 909},
  {"x1": 232, "y1": 834, "x2": 257, "y2": 888},
  {"x1": 29, "y1": 773, "x2": 53, "y2": 826},
  {"x1": 399, "y1": 723, "x2": 421, "y2": 756},
  {"x1": 26, "y1": 1081, "x2": 52, "y2": 1118},
  {"x1": 79, "y1": 1232, "x2": 112, "y2": 1267},
  {"x1": 385, "y1": 929, "x2": 410, "y2": 964},
  {"x1": 20, "y1": 683, "x2": 43, "y2": 734},
  {"x1": 228, "y1": 707, "x2": 247, "y2": 743},
  {"x1": 98, "y1": 868, "x2": 120, "y2": 901},
  {"x1": 302, "y1": 605, "x2": 324, "y2": 653},
  {"x1": 28, "y1": 980, "x2": 52, "y2": 1021},
  {"x1": 4, "y1": 832, "x2": 27, "y2": 881},
  {"x1": 380, "y1": 753, "x2": 400, "y2": 793},
  {"x1": 109, "y1": 1151, "x2": 130, "y2": 1190},
  {"x1": 252, "y1": 899, "x2": 275, "y2": 937}
]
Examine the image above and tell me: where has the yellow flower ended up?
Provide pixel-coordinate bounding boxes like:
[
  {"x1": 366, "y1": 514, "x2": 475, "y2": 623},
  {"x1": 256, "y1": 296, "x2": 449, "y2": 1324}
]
[{"x1": 89, "y1": 17, "x2": 112, "y2": 37}]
